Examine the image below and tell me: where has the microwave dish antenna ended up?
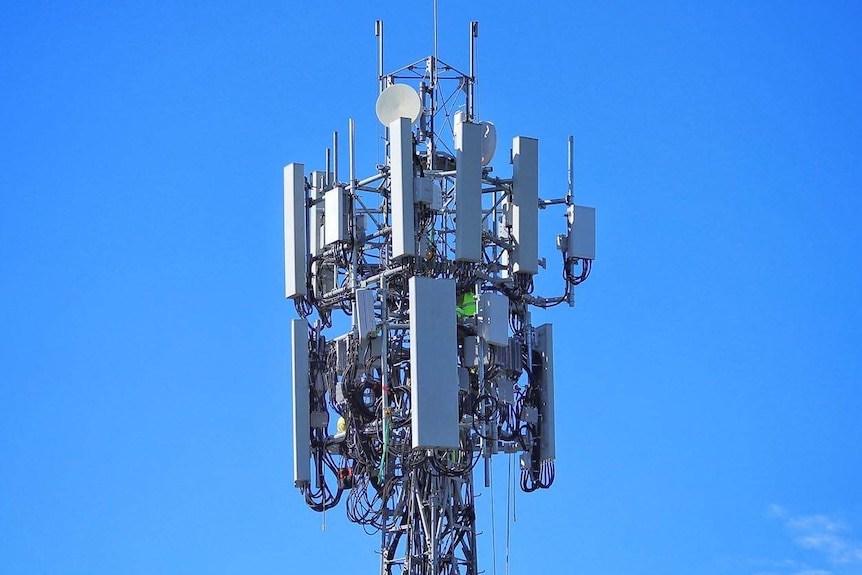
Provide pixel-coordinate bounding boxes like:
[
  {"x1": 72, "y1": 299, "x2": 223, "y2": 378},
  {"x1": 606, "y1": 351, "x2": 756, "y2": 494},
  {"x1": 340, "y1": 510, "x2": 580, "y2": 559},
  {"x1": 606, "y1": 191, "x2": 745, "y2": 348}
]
[
  {"x1": 375, "y1": 83, "x2": 423, "y2": 126},
  {"x1": 480, "y1": 120, "x2": 497, "y2": 165}
]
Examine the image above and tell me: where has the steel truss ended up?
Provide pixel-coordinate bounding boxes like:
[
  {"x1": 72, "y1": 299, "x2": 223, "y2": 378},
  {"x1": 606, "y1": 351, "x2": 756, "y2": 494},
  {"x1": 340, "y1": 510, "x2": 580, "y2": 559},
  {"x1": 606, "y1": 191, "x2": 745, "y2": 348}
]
[{"x1": 284, "y1": 17, "x2": 594, "y2": 575}]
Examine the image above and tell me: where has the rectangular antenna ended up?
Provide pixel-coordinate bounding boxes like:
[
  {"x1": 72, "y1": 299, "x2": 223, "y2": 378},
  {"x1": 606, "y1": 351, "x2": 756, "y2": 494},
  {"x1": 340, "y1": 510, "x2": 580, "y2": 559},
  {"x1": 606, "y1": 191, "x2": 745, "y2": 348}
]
[
  {"x1": 536, "y1": 323, "x2": 555, "y2": 462},
  {"x1": 477, "y1": 292, "x2": 509, "y2": 345},
  {"x1": 283, "y1": 163, "x2": 307, "y2": 298},
  {"x1": 410, "y1": 277, "x2": 459, "y2": 449},
  {"x1": 354, "y1": 288, "x2": 377, "y2": 342},
  {"x1": 511, "y1": 137, "x2": 539, "y2": 274},
  {"x1": 375, "y1": 20, "x2": 384, "y2": 93},
  {"x1": 390, "y1": 117, "x2": 416, "y2": 258},
  {"x1": 455, "y1": 120, "x2": 483, "y2": 261},
  {"x1": 568, "y1": 205, "x2": 596, "y2": 260},
  {"x1": 291, "y1": 319, "x2": 311, "y2": 485},
  {"x1": 324, "y1": 186, "x2": 347, "y2": 245},
  {"x1": 309, "y1": 171, "x2": 325, "y2": 258},
  {"x1": 468, "y1": 21, "x2": 478, "y2": 120}
]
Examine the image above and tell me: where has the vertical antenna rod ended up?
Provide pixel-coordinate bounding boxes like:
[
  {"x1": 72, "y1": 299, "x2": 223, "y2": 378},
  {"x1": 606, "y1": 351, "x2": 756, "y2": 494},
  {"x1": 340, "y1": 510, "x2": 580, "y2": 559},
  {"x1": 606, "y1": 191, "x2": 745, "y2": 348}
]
[
  {"x1": 375, "y1": 20, "x2": 384, "y2": 93},
  {"x1": 567, "y1": 135, "x2": 574, "y2": 205},
  {"x1": 468, "y1": 21, "x2": 478, "y2": 121},
  {"x1": 332, "y1": 131, "x2": 339, "y2": 185},
  {"x1": 433, "y1": 0, "x2": 439, "y2": 67}
]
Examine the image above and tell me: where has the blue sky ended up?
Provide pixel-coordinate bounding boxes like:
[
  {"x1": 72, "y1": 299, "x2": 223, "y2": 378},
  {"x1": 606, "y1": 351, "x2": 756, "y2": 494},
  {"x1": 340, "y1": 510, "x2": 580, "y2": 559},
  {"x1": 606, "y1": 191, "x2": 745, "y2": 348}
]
[{"x1": 1, "y1": 1, "x2": 861, "y2": 574}]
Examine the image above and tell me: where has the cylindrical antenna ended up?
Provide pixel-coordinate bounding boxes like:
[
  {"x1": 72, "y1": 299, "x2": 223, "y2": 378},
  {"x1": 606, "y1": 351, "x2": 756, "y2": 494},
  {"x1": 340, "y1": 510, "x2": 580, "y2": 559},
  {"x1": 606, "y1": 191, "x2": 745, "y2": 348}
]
[
  {"x1": 426, "y1": 0, "x2": 439, "y2": 170},
  {"x1": 349, "y1": 119, "x2": 356, "y2": 187},
  {"x1": 375, "y1": 20, "x2": 384, "y2": 94},
  {"x1": 433, "y1": 0, "x2": 439, "y2": 69},
  {"x1": 325, "y1": 147, "x2": 331, "y2": 188},
  {"x1": 375, "y1": 20, "x2": 386, "y2": 169},
  {"x1": 349, "y1": 117, "x2": 358, "y2": 290},
  {"x1": 333, "y1": 131, "x2": 339, "y2": 185},
  {"x1": 567, "y1": 135, "x2": 575, "y2": 205},
  {"x1": 469, "y1": 21, "x2": 478, "y2": 121}
]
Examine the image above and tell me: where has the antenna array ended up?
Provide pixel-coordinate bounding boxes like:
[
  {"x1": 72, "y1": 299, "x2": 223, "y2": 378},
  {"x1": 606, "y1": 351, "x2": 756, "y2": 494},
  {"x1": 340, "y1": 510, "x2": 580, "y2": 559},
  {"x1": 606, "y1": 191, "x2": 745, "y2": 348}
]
[{"x1": 283, "y1": 18, "x2": 595, "y2": 575}]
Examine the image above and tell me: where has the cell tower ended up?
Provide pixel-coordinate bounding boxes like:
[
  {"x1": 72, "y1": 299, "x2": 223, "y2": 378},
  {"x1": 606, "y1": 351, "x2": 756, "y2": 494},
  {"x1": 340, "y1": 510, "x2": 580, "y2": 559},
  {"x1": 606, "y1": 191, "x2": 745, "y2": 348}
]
[{"x1": 283, "y1": 13, "x2": 595, "y2": 575}]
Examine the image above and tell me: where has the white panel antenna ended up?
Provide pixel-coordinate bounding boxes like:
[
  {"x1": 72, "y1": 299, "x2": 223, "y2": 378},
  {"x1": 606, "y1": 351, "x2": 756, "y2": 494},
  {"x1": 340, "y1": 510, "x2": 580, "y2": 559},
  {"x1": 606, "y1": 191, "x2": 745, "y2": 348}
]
[
  {"x1": 324, "y1": 186, "x2": 348, "y2": 246},
  {"x1": 568, "y1": 204, "x2": 596, "y2": 260},
  {"x1": 477, "y1": 292, "x2": 509, "y2": 346},
  {"x1": 455, "y1": 119, "x2": 483, "y2": 261},
  {"x1": 290, "y1": 319, "x2": 310, "y2": 486},
  {"x1": 511, "y1": 136, "x2": 539, "y2": 274},
  {"x1": 389, "y1": 117, "x2": 415, "y2": 258},
  {"x1": 353, "y1": 288, "x2": 377, "y2": 342},
  {"x1": 308, "y1": 171, "x2": 325, "y2": 258},
  {"x1": 283, "y1": 163, "x2": 306, "y2": 299},
  {"x1": 409, "y1": 277, "x2": 459, "y2": 449}
]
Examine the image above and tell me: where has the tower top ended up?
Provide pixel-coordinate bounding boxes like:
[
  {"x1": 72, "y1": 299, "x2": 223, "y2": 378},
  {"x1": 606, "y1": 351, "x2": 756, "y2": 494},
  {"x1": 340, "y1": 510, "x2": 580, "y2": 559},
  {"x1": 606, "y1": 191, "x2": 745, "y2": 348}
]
[{"x1": 283, "y1": 14, "x2": 596, "y2": 574}]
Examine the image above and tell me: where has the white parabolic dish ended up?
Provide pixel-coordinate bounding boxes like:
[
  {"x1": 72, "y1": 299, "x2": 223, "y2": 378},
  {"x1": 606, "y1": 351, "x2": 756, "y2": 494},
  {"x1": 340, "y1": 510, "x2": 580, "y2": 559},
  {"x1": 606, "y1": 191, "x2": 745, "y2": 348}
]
[
  {"x1": 480, "y1": 121, "x2": 497, "y2": 166},
  {"x1": 375, "y1": 84, "x2": 423, "y2": 126}
]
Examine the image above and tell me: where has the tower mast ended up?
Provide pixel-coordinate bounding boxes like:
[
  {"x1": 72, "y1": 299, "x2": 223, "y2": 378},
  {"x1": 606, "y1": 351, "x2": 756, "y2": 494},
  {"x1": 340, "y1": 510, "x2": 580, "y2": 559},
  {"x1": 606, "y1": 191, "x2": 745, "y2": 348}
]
[{"x1": 283, "y1": 9, "x2": 596, "y2": 575}]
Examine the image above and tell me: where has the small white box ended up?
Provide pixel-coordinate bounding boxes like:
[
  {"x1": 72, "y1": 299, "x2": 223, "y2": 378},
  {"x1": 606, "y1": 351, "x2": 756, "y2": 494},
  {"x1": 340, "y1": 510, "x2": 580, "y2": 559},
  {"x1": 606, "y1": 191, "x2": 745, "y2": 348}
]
[
  {"x1": 511, "y1": 136, "x2": 539, "y2": 274},
  {"x1": 477, "y1": 292, "x2": 509, "y2": 346},
  {"x1": 324, "y1": 186, "x2": 347, "y2": 246},
  {"x1": 354, "y1": 288, "x2": 377, "y2": 342},
  {"x1": 413, "y1": 176, "x2": 442, "y2": 210},
  {"x1": 568, "y1": 204, "x2": 596, "y2": 260},
  {"x1": 496, "y1": 378, "x2": 514, "y2": 404},
  {"x1": 455, "y1": 121, "x2": 483, "y2": 262}
]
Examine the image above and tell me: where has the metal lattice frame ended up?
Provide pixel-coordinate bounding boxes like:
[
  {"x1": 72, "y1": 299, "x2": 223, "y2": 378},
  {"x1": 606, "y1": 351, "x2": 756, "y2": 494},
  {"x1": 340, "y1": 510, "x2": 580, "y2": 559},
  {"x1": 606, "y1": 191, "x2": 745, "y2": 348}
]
[{"x1": 286, "y1": 19, "x2": 593, "y2": 575}]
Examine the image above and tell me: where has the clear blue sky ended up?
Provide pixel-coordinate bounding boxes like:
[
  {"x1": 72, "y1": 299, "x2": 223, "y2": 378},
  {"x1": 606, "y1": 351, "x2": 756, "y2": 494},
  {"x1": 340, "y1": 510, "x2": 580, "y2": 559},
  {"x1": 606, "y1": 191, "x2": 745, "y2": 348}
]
[{"x1": 2, "y1": 2, "x2": 861, "y2": 574}]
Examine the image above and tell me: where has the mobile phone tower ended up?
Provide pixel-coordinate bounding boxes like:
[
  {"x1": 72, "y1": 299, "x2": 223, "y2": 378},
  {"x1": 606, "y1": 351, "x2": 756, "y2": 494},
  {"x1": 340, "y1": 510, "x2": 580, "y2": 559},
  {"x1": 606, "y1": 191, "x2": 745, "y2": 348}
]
[{"x1": 283, "y1": 15, "x2": 595, "y2": 575}]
